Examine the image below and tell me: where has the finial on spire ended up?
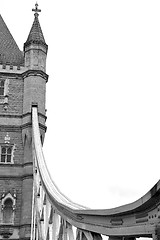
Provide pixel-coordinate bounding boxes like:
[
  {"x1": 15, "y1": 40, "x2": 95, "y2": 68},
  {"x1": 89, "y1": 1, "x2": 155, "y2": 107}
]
[{"x1": 32, "y1": 2, "x2": 41, "y2": 17}]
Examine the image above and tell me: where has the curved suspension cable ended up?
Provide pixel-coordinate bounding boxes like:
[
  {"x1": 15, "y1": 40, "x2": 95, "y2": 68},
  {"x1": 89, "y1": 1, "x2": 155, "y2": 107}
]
[{"x1": 32, "y1": 106, "x2": 87, "y2": 210}]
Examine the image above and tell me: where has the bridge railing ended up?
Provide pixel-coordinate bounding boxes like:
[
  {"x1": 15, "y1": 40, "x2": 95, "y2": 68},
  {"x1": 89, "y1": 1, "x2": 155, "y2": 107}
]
[{"x1": 32, "y1": 106, "x2": 160, "y2": 240}]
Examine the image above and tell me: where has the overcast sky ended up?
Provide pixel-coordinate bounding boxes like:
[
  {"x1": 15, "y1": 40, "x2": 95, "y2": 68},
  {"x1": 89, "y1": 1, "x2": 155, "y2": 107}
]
[{"x1": 1, "y1": 1, "x2": 160, "y2": 210}]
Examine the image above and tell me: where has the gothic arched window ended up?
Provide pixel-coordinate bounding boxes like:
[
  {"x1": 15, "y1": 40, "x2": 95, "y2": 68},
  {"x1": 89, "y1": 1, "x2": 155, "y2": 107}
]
[
  {"x1": 3, "y1": 198, "x2": 13, "y2": 224},
  {"x1": 1, "y1": 146, "x2": 13, "y2": 163},
  {"x1": 0, "y1": 80, "x2": 4, "y2": 96}
]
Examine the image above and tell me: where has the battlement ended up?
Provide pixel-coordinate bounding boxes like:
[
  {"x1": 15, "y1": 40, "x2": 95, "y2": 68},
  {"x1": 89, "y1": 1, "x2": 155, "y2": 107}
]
[{"x1": 0, "y1": 64, "x2": 27, "y2": 74}]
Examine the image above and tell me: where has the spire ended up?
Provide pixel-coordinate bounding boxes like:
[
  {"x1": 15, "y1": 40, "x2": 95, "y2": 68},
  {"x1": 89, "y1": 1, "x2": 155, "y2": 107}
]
[
  {"x1": 24, "y1": 3, "x2": 47, "y2": 49},
  {"x1": 0, "y1": 15, "x2": 24, "y2": 66},
  {"x1": 24, "y1": 3, "x2": 48, "y2": 72}
]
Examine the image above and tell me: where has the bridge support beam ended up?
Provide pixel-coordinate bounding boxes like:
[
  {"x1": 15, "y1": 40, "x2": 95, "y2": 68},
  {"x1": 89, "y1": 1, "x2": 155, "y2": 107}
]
[
  {"x1": 91, "y1": 232, "x2": 102, "y2": 240},
  {"x1": 108, "y1": 237, "x2": 123, "y2": 240},
  {"x1": 124, "y1": 238, "x2": 136, "y2": 240},
  {"x1": 76, "y1": 229, "x2": 102, "y2": 240},
  {"x1": 109, "y1": 237, "x2": 136, "y2": 240}
]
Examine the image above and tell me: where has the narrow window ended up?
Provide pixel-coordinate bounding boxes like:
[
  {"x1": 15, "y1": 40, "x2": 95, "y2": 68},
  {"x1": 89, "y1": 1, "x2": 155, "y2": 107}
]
[
  {"x1": 3, "y1": 198, "x2": 13, "y2": 224},
  {"x1": 0, "y1": 80, "x2": 4, "y2": 96},
  {"x1": 1, "y1": 146, "x2": 12, "y2": 163},
  {"x1": 40, "y1": 135, "x2": 43, "y2": 145}
]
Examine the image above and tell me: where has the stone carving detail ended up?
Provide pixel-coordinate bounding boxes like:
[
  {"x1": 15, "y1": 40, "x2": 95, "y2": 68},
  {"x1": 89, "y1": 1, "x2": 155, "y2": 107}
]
[{"x1": 4, "y1": 133, "x2": 10, "y2": 144}]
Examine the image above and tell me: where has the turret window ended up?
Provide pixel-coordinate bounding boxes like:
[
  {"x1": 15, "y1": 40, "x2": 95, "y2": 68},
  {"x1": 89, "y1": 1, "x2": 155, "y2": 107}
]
[
  {"x1": 0, "y1": 80, "x2": 4, "y2": 96},
  {"x1": 0, "y1": 146, "x2": 13, "y2": 163},
  {"x1": 0, "y1": 79, "x2": 9, "y2": 110}
]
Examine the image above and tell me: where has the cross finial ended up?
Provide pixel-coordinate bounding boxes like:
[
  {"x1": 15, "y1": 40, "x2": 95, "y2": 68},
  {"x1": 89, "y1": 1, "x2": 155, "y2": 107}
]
[{"x1": 32, "y1": 2, "x2": 41, "y2": 17}]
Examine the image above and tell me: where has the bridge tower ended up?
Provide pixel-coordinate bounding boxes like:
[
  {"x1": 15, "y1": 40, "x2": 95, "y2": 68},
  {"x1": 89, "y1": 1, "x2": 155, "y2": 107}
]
[{"x1": 0, "y1": 4, "x2": 48, "y2": 240}]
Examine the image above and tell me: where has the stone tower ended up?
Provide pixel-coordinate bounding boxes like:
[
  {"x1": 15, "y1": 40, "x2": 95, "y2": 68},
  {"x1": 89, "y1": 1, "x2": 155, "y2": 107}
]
[{"x1": 0, "y1": 4, "x2": 48, "y2": 240}]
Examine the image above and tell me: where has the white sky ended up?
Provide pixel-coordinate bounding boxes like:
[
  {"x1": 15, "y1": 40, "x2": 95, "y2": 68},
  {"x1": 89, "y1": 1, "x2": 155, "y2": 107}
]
[{"x1": 1, "y1": 1, "x2": 160, "y2": 210}]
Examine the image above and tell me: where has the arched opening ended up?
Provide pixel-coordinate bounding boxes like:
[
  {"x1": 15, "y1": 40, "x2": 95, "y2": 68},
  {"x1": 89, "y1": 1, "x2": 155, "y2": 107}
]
[{"x1": 3, "y1": 198, "x2": 13, "y2": 224}]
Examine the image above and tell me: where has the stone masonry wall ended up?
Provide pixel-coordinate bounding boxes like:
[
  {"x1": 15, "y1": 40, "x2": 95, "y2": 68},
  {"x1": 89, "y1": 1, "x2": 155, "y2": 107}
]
[
  {"x1": 0, "y1": 75, "x2": 23, "y2": 115},
  {"x1": 0, "y1": 71, "x2": 32, "y2": 240}
]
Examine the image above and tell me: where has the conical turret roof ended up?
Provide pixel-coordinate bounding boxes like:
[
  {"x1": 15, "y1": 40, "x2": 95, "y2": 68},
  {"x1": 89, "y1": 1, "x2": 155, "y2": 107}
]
[
  {"x1": 0, "y1": 15, "x2": 24, "y2": 66},
  {"x1": 24, "y1": 13, "x2": 47, "y2": 48}
]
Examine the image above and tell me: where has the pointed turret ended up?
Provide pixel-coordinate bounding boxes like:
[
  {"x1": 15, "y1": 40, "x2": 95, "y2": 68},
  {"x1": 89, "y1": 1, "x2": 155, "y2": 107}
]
[
  {"x1": 24, "y1": 8, "x2": 47, "y2": 48},
  {"x1": 24, "y1": 3, "x2": 48, "y2": 72},
  {"x1": 22, "y1": 3, "x2": 48, "y2": 116},
  {"x1": 0, "y1": 15, "x2": 24, "y2": 66}
]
